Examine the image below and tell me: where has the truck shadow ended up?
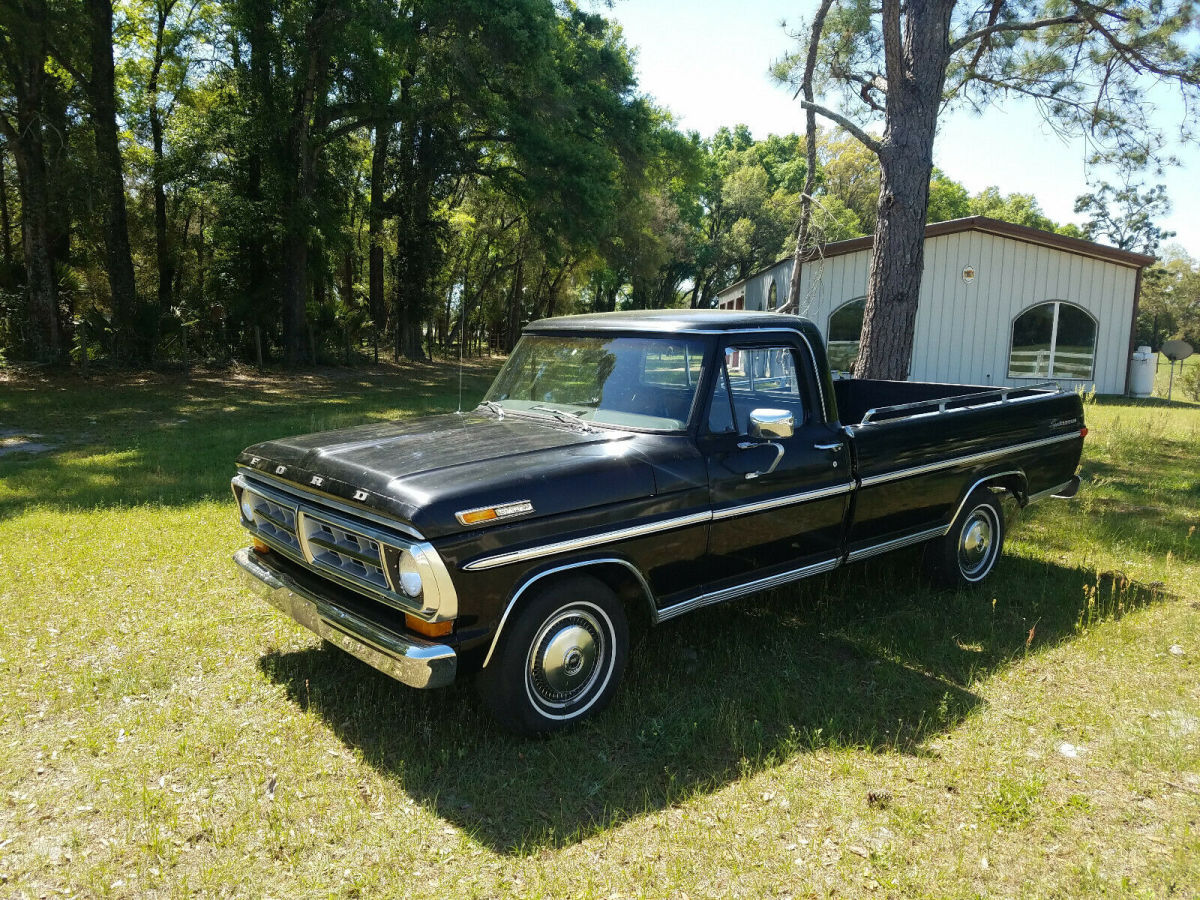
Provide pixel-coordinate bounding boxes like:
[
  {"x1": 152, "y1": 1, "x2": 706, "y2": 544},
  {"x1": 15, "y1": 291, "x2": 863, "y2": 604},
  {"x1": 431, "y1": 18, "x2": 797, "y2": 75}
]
[{"x1": 258, "y1": 551, "x2": 1168, "y2": 854}]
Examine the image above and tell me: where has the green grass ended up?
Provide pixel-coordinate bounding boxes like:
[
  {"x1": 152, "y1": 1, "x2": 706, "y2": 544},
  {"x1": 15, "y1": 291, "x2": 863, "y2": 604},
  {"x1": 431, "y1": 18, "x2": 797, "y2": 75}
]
[
  {"x1": 1153, "y1": 352, "x2": 1200, "y2": 402},
  {"x1": 1, "y1": 365, "x2": 1198, "y2": 897}
]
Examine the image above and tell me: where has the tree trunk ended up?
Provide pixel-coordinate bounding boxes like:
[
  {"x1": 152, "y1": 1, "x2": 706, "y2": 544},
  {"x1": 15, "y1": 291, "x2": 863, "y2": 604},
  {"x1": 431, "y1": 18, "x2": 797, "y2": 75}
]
[
  {"x1": 854, "y1": 0, "x2": 955, "y2": 380},
  {"x1": 87, "y1": 0, "x2": 141, "y2": 359},
  {"x1": 505, "y1": 249, "x2": 524, "y2": 353},
  {"x1": 0, "y1": 5, "x2": 62, "y2": 362},
  {"x1": 0, "y1": 144, "x2": 12, "y2": 266},
  {"x1": 784, "y1": 0, "x2": 833, "y2": 317},
  {"x1": 280, "y1": 3, "x2": 339, "y2": 366},
  {"x1": 8, "y1": 137, "x2": 59, "y2": 361},
  {"x1": 148, "y1": 0, "x2": 175, "y2": 319},
  {"x1": 368, "y1": 120, "x2": 390, "y2": 330}
]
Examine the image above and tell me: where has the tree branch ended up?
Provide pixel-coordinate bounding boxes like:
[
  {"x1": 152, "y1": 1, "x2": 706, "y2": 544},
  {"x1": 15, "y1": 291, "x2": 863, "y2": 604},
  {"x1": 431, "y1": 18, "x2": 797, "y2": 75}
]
[
  {"x1": 800, "y1": 99, "x2": 882, "y2": 153},
  {"x1": 963, "y1": 0, "x2": 1004, "y2": 75},
  {"x1": 1080, "y1": 9, "x2": 1200, "y2": 84},
  {"x1": 949, "y1": 14, "x2": 1083, "y2": 55}
]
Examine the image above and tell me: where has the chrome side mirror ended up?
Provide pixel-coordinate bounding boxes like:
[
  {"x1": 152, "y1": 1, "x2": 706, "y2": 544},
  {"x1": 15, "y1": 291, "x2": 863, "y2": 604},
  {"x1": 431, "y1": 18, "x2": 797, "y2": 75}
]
[{"x1": 748, "y1": 409, "x2": 794, "y2": 440}]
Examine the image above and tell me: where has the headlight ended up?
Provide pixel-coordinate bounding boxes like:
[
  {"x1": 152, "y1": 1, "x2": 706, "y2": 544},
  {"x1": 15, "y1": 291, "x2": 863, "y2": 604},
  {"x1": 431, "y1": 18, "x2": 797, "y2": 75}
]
[
  {"x1": 397, "y1": 550, "x2": 423, "y2": 597},
  {"x1": 240, "y1": 492, "x2": 258, "y2": 522}
]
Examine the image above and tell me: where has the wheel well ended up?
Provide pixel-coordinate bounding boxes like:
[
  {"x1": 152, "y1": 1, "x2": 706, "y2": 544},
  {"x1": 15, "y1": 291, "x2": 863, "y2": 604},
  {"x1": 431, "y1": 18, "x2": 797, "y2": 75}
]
[
  {"x1": 946, "y1": 470, "x2": 1027, "y2": 532},
  {"x1": 482, "y1": 559, "x2": 656, "y2": 669},
  {"x1": 987, "y1": 471, "x2": 1029, "y2": 506}
]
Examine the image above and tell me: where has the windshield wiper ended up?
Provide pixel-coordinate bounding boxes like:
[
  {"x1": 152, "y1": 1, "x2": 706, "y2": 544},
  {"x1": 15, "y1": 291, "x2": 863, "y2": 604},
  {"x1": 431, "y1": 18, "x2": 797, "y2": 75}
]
[
  {"x1": 530, "y1": 406, "x2": 594, "y2": 431},
  {"x1": 477, "y1": 400, "x2": 504, "y2": 419}
]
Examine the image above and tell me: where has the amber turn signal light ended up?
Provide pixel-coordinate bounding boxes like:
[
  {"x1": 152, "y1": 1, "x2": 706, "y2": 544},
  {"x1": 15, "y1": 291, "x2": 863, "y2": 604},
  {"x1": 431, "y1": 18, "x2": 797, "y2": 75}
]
[
  {"x1": 405, "y1": 614, "x2": 453, "y2": 638},
  {"x1": 458, "y1": 508, "x2": 498, "y2": 525},
  {"x1": 252, "y1": 538, "x2": 271, "y2": 554}
]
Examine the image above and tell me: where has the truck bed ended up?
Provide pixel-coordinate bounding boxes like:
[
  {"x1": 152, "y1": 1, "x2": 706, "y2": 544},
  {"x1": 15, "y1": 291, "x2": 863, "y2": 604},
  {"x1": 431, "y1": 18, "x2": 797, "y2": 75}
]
[
  {"x1": 831, "y1": 378, "x2": 1084, "y2": 559},
  {"x1": 833, "y1": 378, "x2": 1059, "y2": 426}
]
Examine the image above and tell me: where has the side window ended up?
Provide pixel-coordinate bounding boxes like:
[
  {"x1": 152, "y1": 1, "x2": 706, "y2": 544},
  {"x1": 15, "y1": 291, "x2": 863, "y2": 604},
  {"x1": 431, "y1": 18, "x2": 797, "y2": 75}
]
[{"x1": 708, "y1": 345, "x2": 805, "y2": 435}]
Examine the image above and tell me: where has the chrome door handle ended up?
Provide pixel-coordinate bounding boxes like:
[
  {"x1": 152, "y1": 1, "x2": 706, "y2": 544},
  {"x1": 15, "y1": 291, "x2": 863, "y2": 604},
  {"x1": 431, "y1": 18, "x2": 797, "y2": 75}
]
[
  {"x1": 736, "y1": 440, "x2": 786, "y2": 479},
  {"x1": 814, "y1": 442, "x2": 844, "y2": 452}
]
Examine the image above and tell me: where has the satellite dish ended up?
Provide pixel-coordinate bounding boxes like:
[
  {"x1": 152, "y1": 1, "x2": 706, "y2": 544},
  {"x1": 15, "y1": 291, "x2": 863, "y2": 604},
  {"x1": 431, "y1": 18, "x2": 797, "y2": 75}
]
[
  {"x1": 1162, "y1": 339, "x2": 1194, "y2": 362},
  {"x1": 1160, "y1": 339, "x2": 1194, "y2": 402}
]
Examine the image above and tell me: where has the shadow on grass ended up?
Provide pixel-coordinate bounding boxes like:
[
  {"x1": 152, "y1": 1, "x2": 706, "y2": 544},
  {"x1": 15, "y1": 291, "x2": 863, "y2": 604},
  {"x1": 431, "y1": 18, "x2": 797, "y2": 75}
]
[
  {"x1": 0, "y1": 363, "x2": 499, "y2": 521},
  {"x1": 258, "y1": 549, "x2": 1169, "y2": 854}
]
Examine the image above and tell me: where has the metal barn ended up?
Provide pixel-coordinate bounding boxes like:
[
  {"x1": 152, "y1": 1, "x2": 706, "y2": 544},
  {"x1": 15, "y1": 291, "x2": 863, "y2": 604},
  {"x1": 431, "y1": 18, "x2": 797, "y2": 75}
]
[{"x1": 713, "y1": 216, "x2": 1154, "y2": 395}]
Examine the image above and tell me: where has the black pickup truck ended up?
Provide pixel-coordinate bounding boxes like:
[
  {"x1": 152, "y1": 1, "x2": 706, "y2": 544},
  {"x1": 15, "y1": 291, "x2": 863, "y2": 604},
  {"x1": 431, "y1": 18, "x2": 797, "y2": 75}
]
[{"x1": 232, "y1": 311, "x2": 1085, "y2": 733}]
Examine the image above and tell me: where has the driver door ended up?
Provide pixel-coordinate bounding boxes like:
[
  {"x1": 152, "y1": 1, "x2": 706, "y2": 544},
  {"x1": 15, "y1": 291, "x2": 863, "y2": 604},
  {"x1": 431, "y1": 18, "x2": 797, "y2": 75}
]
[{"x1": 701, "y1": 341, "x2": 851, "y2": 580}]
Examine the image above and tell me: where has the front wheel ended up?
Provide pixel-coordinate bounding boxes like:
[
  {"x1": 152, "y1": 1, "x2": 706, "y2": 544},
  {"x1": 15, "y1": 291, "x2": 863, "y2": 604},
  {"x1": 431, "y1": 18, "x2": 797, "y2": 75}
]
[
  {"x1": 478, "y1": 576, "x2": 629, "y2": 736},
  {"x1": 924, "y1": 488, "x2": 1005, "y2": 588}
]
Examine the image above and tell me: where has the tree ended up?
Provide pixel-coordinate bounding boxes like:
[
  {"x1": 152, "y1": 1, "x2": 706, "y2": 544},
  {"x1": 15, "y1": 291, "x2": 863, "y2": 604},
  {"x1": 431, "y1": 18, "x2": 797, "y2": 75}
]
[
  {"x1": 816, "y1": 129, "x2": 880, "y2": 230},
  {"x1": 1137, "y1": 246, "x2": 1200, "y2": 349},
  {"x1": 926, "y1": 169, "x2": 970, "y2": 222},
  {"x1": 969, "y1": 186, "x2": 1058, "y2": 231},
  {"x1": 780, "y1": 0, "x2": 1200, "y2": 379},
  {"x1": 1076, "y1": 177, "x2": 1174, "y2": 255},
  {"x1": 0, "y1": 0, "x2": 64, "y2": 361},
  {"x1": 49, "y1": 0, "x2": 144, "y2": 357},
  {"x1": 122, "y1": 0, "x2": 212, "y2": 323}
]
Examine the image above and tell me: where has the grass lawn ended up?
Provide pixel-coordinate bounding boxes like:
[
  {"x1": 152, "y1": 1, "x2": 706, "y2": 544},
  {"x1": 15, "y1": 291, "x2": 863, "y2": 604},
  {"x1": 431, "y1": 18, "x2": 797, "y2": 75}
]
[
  {"x1": 1, "y1": 363, "x2": 1198, "y2": 898},
  {"x1": 1153, "y1": 353, "x2": 1200, "y2": 402}
]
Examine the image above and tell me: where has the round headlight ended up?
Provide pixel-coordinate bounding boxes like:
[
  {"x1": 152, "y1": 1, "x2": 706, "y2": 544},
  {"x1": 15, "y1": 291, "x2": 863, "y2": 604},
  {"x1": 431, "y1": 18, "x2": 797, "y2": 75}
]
[
  {"x1": 240, "y1": 493, "x2": 257, "y2": 522},
  {"x1": 398, "y1": 551, "x2": 423, "y2": 598}
]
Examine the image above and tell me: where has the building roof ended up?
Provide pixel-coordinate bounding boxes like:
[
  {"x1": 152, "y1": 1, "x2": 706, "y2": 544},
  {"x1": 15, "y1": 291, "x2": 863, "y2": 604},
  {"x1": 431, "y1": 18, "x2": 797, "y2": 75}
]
[
  {"x1": 716, "y1": 215, "x2": 1157, "y2": 298},
  {"x1": 526, "y1": 309, "x2": 813, "y2": 334}
]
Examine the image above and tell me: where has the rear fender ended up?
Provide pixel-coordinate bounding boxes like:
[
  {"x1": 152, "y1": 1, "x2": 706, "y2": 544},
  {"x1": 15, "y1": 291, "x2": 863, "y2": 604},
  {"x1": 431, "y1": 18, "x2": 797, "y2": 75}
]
[{"x1": 947, "y1": 469, "x2": 1028, "y2": 529}]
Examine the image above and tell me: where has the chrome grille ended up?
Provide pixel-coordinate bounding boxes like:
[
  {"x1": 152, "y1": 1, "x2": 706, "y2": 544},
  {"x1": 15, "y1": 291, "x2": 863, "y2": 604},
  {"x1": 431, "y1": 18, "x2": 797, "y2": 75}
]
[
  {"x1": 235, "y1": 478, "x2": 412, "y2": 611},
  {"x1": 301, "y1": 516, "x2": 390, "y2": 591},
  {"x1": 233, "y1": 470, "x2": 458, "y2": 624},
  {"x1": 244, "y1": 493, "x2": 301, "y2": 553}
]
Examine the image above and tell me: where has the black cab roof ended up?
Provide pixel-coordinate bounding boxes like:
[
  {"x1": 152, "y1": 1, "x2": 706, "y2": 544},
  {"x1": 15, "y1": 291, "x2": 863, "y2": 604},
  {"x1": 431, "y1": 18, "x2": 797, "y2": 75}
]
[{"x1": 524, "y1": 309, "x2": 815, "y2": 333}]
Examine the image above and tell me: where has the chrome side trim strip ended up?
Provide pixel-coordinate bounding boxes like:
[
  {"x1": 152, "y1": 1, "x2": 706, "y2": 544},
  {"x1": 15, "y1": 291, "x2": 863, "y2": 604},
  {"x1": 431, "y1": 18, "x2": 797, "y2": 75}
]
[
  {"x1": 711, "y1": 482, "x2": 854, "y2": 520},
  {"x1": 845, "y1": 526, "x2": 947, "y2": 563},
  {"x1": 857, "y1": 431, "x2": 1081, "y2": 489},
  {"x1": 481, "y1": 558, "x2": 656, "y2": 668},
  {"x1": 654, "y1": 557, "x2": 841, "y2": 623},
  {"x1": 466, "y1": 482, "x2": 855, "y2": 571},
  {"x1": 1027, "y1": 479, "x2": 1076, "y2": 504},
  {"x1": 462, "y1": 510, "x2": 713, "y2": 571},
  {"x1": 237, "y1": 467, "x2": 426, "y2": 540}
]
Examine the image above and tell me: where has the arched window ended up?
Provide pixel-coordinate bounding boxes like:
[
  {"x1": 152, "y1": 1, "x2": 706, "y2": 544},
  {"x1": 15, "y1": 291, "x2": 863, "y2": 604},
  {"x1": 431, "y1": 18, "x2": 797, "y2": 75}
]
[
  {"x1": 827, "y1": 297, "x2": 866, "y2": 373},
  {"x1": 766, "y1": 281, "x2": 778, "y2": 311},
  {"x1": 1008, "y1": 301, "x2": 1097, "y2": 379}
]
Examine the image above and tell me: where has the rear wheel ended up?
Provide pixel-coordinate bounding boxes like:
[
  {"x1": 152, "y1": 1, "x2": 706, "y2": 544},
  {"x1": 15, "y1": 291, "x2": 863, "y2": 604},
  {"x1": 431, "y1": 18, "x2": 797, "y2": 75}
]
[
  {"x1": 924, "y1": 489, "x2": 1005, "y2": 588},
  {"x1": 478, "y1": 576, "x2": 628, "y2": 736}
]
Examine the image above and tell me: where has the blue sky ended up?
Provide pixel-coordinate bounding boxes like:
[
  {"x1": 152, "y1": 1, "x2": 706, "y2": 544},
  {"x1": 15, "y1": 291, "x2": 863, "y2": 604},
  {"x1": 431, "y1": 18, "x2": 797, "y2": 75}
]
[{"x1": 606, "y1": 0, "x2": 1199, "y2": 256}]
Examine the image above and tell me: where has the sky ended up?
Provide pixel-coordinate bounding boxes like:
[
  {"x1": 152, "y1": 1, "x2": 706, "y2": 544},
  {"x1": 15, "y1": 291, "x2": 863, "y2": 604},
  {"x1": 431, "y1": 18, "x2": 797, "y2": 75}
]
[{"x1": 605, "y1": 0, "x2": 1199, "y2": 256}]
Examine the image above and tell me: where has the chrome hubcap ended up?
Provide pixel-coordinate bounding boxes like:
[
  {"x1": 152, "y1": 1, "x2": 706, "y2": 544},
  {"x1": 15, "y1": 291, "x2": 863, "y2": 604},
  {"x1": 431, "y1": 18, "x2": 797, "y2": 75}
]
[
  {"x1": 528, "y1": 610, "x2": 604, "y2": 707},
  {"x1": 958, "y1": 509, "x2": 995, "y2": 576}
]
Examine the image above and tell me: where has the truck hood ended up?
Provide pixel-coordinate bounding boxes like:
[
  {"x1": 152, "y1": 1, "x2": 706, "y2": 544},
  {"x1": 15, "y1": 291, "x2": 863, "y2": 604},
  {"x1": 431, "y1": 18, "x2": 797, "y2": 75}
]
[{"x1": 236, "y1": 412, "x2": 658, "y2": 538}]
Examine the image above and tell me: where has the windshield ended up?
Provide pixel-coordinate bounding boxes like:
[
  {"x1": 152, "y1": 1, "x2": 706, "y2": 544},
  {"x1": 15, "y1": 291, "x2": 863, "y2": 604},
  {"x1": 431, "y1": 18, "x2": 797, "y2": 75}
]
[{"x1": 482, "y1": 334, "x2": 709, "y2": 431}]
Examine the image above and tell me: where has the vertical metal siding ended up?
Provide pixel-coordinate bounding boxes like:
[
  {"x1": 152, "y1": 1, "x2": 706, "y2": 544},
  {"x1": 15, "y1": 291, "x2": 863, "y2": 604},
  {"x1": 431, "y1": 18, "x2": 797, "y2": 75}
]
[{"x1": 713, "y1": 230, "x2": 1138, "y2": 394}]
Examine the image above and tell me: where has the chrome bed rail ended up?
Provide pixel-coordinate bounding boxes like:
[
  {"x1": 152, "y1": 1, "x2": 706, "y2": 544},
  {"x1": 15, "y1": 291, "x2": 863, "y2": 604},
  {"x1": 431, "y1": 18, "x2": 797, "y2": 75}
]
[{"x1": 858, "y1": 381, "x2": 1062, "y2": 425}]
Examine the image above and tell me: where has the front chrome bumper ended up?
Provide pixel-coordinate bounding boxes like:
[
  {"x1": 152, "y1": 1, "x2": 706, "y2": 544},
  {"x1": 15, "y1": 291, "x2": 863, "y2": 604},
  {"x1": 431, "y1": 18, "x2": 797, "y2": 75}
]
[{"x1": 234, "y1": 547, "x2": 456, "y2": 689}]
